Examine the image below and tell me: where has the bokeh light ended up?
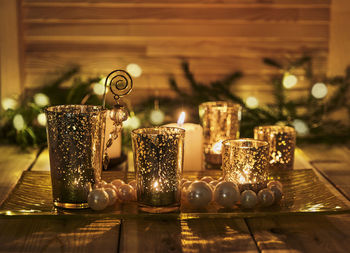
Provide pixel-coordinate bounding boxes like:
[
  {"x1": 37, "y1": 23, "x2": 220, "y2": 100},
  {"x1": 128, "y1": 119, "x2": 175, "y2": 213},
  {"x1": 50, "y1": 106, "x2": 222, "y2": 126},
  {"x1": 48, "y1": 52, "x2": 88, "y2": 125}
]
[
  {"x1": 311, "y1": 82, "x2": 328, "y2": 99},
  {"x1": 126, "y1": 63, "x2": 142, "y2": 78}
]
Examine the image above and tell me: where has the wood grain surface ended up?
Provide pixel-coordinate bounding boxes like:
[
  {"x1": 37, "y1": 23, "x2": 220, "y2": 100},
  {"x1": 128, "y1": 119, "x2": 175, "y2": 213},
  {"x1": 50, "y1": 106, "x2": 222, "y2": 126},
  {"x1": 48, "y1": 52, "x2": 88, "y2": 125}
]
[
  {"x1": 0, "y1": 146, "x2": 37, "y2": 205},
  {"x1": 1, "y1": 144, "x2": 350, "y2": 252},
  {"x1": 20, "y1": 0, "x2": 330, "y2": 105},
  {"x1": 0, "y1": 217, "x2": 121, "y2": 252}
]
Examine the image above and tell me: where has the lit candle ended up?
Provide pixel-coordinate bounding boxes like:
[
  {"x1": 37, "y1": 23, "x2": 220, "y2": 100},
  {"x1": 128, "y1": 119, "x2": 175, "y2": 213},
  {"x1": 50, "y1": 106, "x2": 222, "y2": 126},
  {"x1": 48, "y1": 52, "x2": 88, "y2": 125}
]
[
  {"x1": 164, "y1": 112, "x2": 203, "y2": 171},
  {"x1": 105, "y1": 111, "x2": 122, "y2": 159}
]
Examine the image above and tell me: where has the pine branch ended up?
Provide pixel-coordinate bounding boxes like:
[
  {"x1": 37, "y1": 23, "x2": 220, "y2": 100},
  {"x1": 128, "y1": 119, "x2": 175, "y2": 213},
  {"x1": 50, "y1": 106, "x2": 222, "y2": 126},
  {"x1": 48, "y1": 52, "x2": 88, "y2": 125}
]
[{"x1": 263, "y1": 58, "x2": 283, "y2": 69}]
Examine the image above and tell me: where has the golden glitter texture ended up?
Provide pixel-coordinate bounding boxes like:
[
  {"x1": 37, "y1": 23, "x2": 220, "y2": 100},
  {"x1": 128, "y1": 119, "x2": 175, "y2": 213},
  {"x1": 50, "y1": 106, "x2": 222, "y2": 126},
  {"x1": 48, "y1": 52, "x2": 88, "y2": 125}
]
[
  {"x1": 45, "y1": 105, "x2": 107, "y2": 209},
  {"x1": 222, "y1": 139, "x2": 269, "y2": 186},
  {"x1": 254, "y1": 125, "x2": 296, "y2": 170},
  {"x1": 131, "y1": 127, "x2": 185, "y2": 212},
  {"x1": 199, "y1": 101, "x2": 241, "y2": 169}
]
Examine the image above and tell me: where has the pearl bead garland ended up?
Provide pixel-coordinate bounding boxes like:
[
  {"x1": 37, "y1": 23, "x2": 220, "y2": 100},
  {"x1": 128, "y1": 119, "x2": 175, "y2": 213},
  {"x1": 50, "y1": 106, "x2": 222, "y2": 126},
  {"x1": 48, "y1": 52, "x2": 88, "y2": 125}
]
[{"x1": 88, "y1": 176, "x2": 283, "y2": 211}]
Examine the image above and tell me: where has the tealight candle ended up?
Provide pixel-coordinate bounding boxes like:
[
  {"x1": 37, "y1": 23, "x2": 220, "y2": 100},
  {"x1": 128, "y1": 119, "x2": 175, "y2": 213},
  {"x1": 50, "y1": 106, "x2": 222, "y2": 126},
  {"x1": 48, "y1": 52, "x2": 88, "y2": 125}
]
[
  {"x1": 131, "y1": 127, "x2": 185, "y2": 213},
  {"x1": 254, "y1": 125, "x2": 296, "y2": 170},
  {"x1": 199, "y1": 101, "x2": 241, "y2": 170},
  {"x1": 222, "y1": 138, "x2": 269, "y2": 186},
  {"x1": 164, "y1": 112, "x2": 203, "y2": 171}
]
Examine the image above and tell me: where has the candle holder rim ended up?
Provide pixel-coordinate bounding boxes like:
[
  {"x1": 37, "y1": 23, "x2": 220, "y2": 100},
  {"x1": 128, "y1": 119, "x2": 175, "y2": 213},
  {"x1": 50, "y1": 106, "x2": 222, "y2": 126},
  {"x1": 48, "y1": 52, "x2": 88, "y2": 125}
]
[
  {"x1": 131, "y1": 126, "x2": 185, "y2": 136},
  {"x1": 44, "y1": 104, "x2": 107, "y2": 115},
  {"x1": 254, "y1": 125, "x2": 296, "y2": 133},
  {"x1": 223, "y1": 138, "x2": 269, "y2": 148},
  {"x1": 199, "y1": 101, "x2": 241, "y2": 109}
]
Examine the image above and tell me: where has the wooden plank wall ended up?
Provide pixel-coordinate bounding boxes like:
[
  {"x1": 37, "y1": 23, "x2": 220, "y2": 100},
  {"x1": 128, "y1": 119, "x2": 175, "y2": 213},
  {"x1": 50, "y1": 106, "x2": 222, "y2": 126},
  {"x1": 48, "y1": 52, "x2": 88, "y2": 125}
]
[{"x1": 20, "y1": 0, "x2": 330, "y2": 104}]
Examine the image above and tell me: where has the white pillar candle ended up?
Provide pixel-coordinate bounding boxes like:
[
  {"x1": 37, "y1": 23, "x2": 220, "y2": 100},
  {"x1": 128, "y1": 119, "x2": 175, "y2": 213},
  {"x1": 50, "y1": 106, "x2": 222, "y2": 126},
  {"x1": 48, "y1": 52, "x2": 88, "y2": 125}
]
[
  {"x1": 164, "y1": 112, "x2": 203, "y2": 171},
  {"x1": 105, "y1": 113, "x2": 122, "y2": 159}
]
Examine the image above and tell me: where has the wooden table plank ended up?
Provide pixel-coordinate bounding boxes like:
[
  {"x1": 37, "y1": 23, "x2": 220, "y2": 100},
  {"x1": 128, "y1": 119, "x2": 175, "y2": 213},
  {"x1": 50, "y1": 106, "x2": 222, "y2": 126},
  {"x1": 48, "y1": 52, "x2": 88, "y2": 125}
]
[
  {"x1": 246, "y1": 214, "x2": 350, "y2": 253},
  {"x1": 0, "y1": 217, "x2": 121, "y2": 252},
  {"x1": 30, "y1": 148, "x2": 50, "y2": 171},
  {"x1": 246, "y1": 145, "x2": 350, "y2": 253},
  {"x1": 0, "y1": 146, "x2": 38, "y2": 205},
  {"x1": 120, "y1": 218, "x2": 258, "y2": 253}
]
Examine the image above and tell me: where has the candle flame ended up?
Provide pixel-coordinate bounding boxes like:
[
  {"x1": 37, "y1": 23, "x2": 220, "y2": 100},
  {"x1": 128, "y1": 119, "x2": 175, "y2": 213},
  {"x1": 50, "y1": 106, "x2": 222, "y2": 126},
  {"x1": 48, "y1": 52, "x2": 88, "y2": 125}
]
[
  {"x1": 177, "y1": 111, "x2": 186, "y2": 126},
  {"x1": 153, "y1": 180, "x2": 160, "y2": 191},
  {"x1": 212, "y1": 141, "x2": 223, "y2": 154}
]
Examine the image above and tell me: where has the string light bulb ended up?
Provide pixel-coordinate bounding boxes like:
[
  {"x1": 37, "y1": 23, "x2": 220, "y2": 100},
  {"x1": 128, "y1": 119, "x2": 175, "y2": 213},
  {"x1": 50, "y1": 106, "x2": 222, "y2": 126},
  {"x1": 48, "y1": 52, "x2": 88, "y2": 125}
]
[
  {"x1": 150, "y1": 109, "x2": 165, "y2": 125},
  {"x1": 283, "y1": 73, "x2": 298, "y2": 89},
  {"x1": 34, "y1": 93, "x2": 50, "y2": 107},
  {"x1": 292, "y1": 119, "x2": 309, "y2": 136},
  {"x1": 246, "y1": 96, "x2": 259, "y2": 109},
  {"x1": 2, "y1": 98, "x2": 17, "y2": 110},
  {"x1": 13, "y1": 114, "x2": 25, "y2": 131},
  {"x1": 123, "y1": 114, "x2": 141, "y2": 129},
  {"x1": 37, "y1": 113, "x2": 47, "y2": 126},
  {"x1": 93, "y1": 82, "x2": 105, "y2": 95},
  {"x1": 126, "y1": 63, "x2": 142, "y2": 78},
  {"x1": 311, "y1": 82, "x2": 328, "y2": 99}
]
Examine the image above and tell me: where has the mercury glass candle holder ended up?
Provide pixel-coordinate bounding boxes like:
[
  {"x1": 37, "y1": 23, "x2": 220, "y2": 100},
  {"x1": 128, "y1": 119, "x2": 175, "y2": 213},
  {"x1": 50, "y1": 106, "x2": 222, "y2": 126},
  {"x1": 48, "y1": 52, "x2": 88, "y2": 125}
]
[
  {"x1": 199, "y1": 101, "x2": 241, "y2": 170},
  {"x1": 254, "y1": 125, "x2": 296, "y2": 170},
  {"x1": 45, "y1": 105, "x2": 107, "y2": 209},
  {"x1": 131, "y1": 127, "x2": 185, "y2": 213},
  {"x1": 222, "y1": 139, "x2": 270, "y2": 187}
]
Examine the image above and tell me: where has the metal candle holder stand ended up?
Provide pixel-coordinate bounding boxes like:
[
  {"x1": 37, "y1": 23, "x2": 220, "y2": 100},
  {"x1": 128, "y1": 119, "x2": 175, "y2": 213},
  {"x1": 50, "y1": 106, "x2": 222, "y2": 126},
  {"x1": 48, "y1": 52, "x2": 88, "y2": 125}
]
[{"x1": 101, "y1": 70, "x2": 133, "y2": 169}]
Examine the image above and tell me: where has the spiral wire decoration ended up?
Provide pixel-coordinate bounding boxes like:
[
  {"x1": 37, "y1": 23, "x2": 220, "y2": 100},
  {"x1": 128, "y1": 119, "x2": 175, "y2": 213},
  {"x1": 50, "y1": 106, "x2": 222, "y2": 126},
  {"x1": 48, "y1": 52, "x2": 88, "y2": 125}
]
[
  {"x1": 102, "y1": 70, "x2": 133, "y2": 108},
  {"x1": 101, "y1": 69, "x2": 133, "y2": 169}
]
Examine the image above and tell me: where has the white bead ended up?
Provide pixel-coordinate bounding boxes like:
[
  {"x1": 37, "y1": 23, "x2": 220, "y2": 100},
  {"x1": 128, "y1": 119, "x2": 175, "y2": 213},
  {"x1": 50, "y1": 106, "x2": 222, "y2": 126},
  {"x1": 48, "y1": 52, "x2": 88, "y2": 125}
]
[
  {"x1": 104, "y1": 183, "x2": 118, "y2": 192},
  {"x1": 186, "y1": 181, "x2": 213, "y2": 209},
  {"x1": 105, "y1": 188, "x2": 118, "y2": 206},
  {"x1": 182, "y1": 181, "x2": 192, "y2": 191},
  {"x1": 269, "y1": 185, "x2": 283, "y2": 203},
  {"x1": 94, "y1": 180, "x2": 107, "y2": 189},
  {"x1": 209, "y1": 180, "x2": 219, "y2": 189},
  {"x1": 267, "y1": 181, "x2": 283, "y2": 191},
  {"x1": 214, "y1": 181, "x2": 240, "y2": 208},
  {"x1": 181, "y1": 178, "x2": 189, "y2": 186},
  {"x1": 257, "y1": 188, "x2": 275, "y2": 207},
  {"x1": 117, "y1": 184, "x2": 134, "y2": 202},
  {"x1": 111, "y1": 179, "x2": 125, "y2": 190},
  {"x1": 200, "y1": 176, "x2": 214, "y2": 184},
  {"x1": 88, "y1": 189, "x2": 109, "y2": 211},
  {"x1": 128, "y1": 180, "x2": 137, "y2": 190},
  {"x1": 241, "y1": 190, "x2": 258, "y2": 209}
]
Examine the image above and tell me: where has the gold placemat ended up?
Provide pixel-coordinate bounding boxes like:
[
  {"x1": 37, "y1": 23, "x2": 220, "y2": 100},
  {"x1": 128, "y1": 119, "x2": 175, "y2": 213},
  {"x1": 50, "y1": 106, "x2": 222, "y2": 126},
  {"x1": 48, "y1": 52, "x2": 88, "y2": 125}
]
[{"x1": 0, "y1": 169, "x2": 349, "y2": 219}]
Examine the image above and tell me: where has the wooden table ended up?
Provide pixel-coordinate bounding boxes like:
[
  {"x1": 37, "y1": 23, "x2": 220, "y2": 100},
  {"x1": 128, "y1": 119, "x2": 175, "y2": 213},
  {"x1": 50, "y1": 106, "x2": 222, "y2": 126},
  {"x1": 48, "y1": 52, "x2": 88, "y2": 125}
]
[{"x1": 1, "y1": 144, "x2": 350, "y2": 252}]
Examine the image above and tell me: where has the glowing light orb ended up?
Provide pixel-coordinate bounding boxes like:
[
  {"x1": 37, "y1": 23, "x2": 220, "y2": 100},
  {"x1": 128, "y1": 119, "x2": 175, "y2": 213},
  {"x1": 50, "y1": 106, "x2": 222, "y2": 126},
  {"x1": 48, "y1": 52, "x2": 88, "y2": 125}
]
[
  {"x1": 292, "y1": 119, "x2": 309, "y2": 136},
  {"x1": 93, "y1": 82, "x2": 105, "y2": 95},
  {"x1": 123, "y1": 115, "x2": 141, "y2": 130},
  {"x1": 212, "y1": 141, "x2": 223, "y2": 154},
  {"x1": 34, "y1": 93, "x2": 50, "y2": 107},
  {"x1": 150, "y1": 109, "x2": 165, "y2": 125},
  {"x1": 126, "y1": 63, "x2": 142, "y2": 78},
  {"x1": 13, "y1": 114, "x2": 25, "y2": 131},
  {"x1": 2, "y1": 98, "x2": 17, "y2": 110},
  {"x1": 311, "y1": 82, "x2": 328, "y2": 99},
  {"x1": 246, "y1": 96, "x2": 259, "y2": 109},
  {"x1": 283, "y1": 74, "x2": 298, "y2": 89},
  {"x1": 37, "y1": 113, "x2": 47, "y2": 126}
]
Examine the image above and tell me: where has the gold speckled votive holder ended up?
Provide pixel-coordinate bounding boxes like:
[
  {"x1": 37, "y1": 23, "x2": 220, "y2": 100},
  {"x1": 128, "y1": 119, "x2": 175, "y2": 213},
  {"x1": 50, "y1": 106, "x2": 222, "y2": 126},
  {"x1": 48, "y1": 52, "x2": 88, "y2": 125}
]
[
  {"x1": 254, "y1": 125, "x2": 296, "y2": 170},
  {"x1": 199, "y1": 101, "x2": 241, "y2": 170},
  {"x1": 45, "y1": 105, "x2": 107, "y2": 209},
  {"x1": 222, "y1": 139, "x2": 270, "y2": 187},
  {"x1": 131, "y1": 127, "x2": 184, "y2": 213}
]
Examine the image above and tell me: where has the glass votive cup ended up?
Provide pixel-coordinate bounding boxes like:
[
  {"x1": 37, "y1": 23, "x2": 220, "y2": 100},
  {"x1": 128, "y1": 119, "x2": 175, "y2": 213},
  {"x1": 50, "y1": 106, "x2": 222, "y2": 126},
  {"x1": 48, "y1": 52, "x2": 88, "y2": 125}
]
[
  {"x1": 199, "y1": 101, "x2": 241, "y2": 170},
  {"x1": 45, "y1": 105, "x2": 107, "y2": 209},
  {"x1": 131, "y1": 127, "x2": 185, "y2": 213},
  {"x1": 222, "y1": 139, "x2": 270, "y2": 187},
  {"x1": 254, "y1": 125, "x2": 296, "y2": 170}
]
